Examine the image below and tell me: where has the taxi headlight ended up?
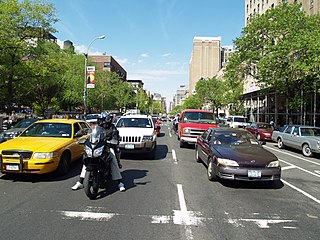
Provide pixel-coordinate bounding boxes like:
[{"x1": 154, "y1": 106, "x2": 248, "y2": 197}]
[
  {"x1": 267, "y1": 160, "x2": 280, "y2": 168},
  {"x1": 33, "y1": 152, "x2": 58, "y2": 159},
  {"x1": 217, "y1": 158, "x2": 239, "y2": 167}
]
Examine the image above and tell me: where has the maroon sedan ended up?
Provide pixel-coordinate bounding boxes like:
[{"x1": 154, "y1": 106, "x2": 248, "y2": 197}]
[
  {"x1": 195, "y1": 128, "x2": 281, "y2": 182},
  {"x1": 246, "y1": 122, "x2": 273, "y2": 141}
]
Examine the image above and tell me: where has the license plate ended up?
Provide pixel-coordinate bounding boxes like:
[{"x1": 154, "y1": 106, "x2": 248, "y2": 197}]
[
  {"x1": 248, "y1": 170, "x2": 261, "y2": 178},
  {"x1": 6, "y1": 164, "x2": 19, "y2": 171},
  {"x1": 125, "y1": 144, "x2": 135, "y2": 149}
]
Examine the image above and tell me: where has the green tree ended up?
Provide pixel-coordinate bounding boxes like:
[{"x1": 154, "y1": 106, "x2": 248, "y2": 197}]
[
  {"x1": 0, "y1": 0, "x2": 57, "y2": 113},
  {"x1": 194, "y1": 77, "x2": 227, "y2": 116},
  {"x1": 233, "y1": 3, "x2": 320, "y2": 116},
  {"x1": 135, "y1": 88, "x2": 152, "y2": 114},
  {"x1": 183, "y1": 94, "x2": 202, "y2": 109}
]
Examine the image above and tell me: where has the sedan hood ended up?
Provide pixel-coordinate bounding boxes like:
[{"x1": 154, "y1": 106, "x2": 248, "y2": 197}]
[
  {"x1": 214, "y1": 144, "x2": 278, "y2": 167},
  {"x1": 0, "y1": 137, "x2": 71, "y2": 152}
]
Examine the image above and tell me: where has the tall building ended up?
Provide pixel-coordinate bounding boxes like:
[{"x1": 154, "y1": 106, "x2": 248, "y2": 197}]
[
  {"x1": 174, "y1": 84, "x2": 188, "y2": 107},
  {"x1": 245, "y1": 0, "x2": 320, "y2": 25},
  {"x1": 88, "y1": 55, "x2": 127, "y2": 81},
  {"x1": 189, "y1": 36, "x2": 221, "y2": 95}
]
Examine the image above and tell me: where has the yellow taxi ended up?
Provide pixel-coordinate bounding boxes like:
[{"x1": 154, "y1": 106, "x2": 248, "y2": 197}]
[{"x1": 0, "y1": 118, "x2": 91, "y2": 175}]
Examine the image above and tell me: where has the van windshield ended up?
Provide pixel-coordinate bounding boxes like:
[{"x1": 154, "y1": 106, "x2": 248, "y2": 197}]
[
  {"x1": 183, "y1": 112, "x2": 216, "y2": 124},
  {"x1": 234, "y1": 117, "x2": 247, "y2": 123}
]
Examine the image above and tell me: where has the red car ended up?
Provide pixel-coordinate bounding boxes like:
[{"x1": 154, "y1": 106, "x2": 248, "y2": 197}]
[
  {"x1": 246, "y1": 122, "x2": 273, "y2": 141},
  {"x1": 152, "y1": 117, "x2": 161, "y2": 136}
]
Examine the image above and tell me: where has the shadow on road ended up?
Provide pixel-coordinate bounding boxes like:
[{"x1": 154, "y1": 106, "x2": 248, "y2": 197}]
[
  {"x1": 121, "y1": 144, "x2": 168, "y2": 161},
  {"x1": 0, "y1": 159, "x2": 83, "y2": 183},
  {"x1": 91, "y1": 169, "x2": 149, "y2": 200}
]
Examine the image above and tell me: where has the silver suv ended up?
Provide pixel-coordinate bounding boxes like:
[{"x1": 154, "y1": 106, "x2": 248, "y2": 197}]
[{"x1": 115, "y1": 115, "x2": 158, "y2": 159}]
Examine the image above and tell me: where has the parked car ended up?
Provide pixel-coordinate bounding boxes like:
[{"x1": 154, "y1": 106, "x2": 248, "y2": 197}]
[
  {"x1": 85, "y1": 113, "x2": 101, "y2": 125},
  {"x1": 226, "y1": 115, "x2": 249, "y2": 128},
  {"x1": 271, "y1": 125, "x2": 320, "y2": 157},
  {"x1": 246, "y1": 122, "x2": 273, "y2": 141},
  {"x1": 178, "y1": 109, "x2": 218, "y2": 148},
  {"x1": 0, "y1": 118, "x2": 91, "y2": 175},
  {"x1": 116, "y1": 115, "x2": 158, "y2": 159},
  {"x1": 195, "y1": 127, "x2": 281, "y2": 182},
  {"x1": 0, "y1": 118, "x2": 38, "y2": 143}
]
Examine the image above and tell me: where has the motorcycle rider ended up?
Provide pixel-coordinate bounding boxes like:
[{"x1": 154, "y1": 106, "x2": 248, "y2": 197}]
[
  {"x1": 173, "y1": 113, "x2": 180, "y2": 132},
  {"x1": 71, "y1": 112, "x2": 125, "y2": 192}
]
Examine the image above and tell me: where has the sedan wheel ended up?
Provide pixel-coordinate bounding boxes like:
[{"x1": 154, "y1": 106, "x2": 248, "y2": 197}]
[
  {"x1": 277, "y1": 138, "x2": 284, "y2": 149},
  {"x1": 195, "y1": 147, "x2": 201, "y2": 163},
  {"x1": 207, "y1": 159, "x2": 217, "y2": 181},
  {"x1": 256, "y1": 134, "x2": 261, "y2": 141},
  {"x1": 302, "y1": 144, "x2": 313, "y2": 157}
]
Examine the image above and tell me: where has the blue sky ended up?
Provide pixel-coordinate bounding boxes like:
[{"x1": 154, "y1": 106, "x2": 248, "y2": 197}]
[{"x1": 49, "y1": 0, "x2": 245, "y2": 104}]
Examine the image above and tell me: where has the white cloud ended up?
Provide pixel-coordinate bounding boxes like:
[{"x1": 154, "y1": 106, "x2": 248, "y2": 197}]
[
  {"x1": 57, "y1": 39, "x2": 64, "y2": 49},
  {"x1": 114, "y1": 56, "x2": 128, "y2": 65},
  {"x1": 140, "y1": 53, "x2": 149, "y2": 58},
  {"x1": 161, "y1": 53, "x2": 171, "y2": 57},
  {"x1": 74, "y1": 44, "x2": 104, "y2": 55}
]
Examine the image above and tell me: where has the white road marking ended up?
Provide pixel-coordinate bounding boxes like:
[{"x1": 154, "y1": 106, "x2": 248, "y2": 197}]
[
  {"x1": 281, "y1": 165, "x2": 296, "y2": 170},
  {"x1": 315, "y1": 170, "x2": 320, "y2": 175},
  {"x1": 176, "y1": 184, "x2": 194, "y2": 240},
  {"x1": 264, "y1": 146, "x2": 320, "y2": 166},
  {"x1": 227, "y1": 218, "x2": 297, "y2": 229},
  {"x1": 281, "y1": 179, "x2": 320, "y2": 204},
  {"x1": 168, "y1": 127, "x2": 172, "y2": 137},
  {"x1": 172, "y1": 149, "x2": 178, "y2": 164},
  {"x1": 279, "y1": 159, "x2": 320, "y2": 178},
  {"x1": 60, "y1": 211, "x2": 119, "y2": 221}
]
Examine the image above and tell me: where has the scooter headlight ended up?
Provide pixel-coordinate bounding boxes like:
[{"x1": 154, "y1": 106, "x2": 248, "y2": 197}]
[
  {"x1": 85, "y1": 145, "x2": 93, "y2": 157},
  {"x1": 93, "y1": 145, "x2": 104, "y2": 157}
]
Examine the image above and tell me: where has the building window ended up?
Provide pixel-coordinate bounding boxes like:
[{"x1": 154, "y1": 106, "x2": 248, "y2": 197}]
[
  {"x1": 310, "y1": 0, "x2": 314, "y2": 9},
  {"x1": 104, "y1": 62, "x2": 111, "y2": 68}
]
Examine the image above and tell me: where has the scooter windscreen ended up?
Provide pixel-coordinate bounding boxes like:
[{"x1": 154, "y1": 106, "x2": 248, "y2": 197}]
[{"x1": 88, "y1": 126, "x2": 106, "y2": 144}]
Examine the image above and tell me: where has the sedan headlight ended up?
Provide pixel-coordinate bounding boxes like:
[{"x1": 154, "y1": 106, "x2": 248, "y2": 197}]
[
  {"x1": 217, "y1": 158, "x2": 239, "y2": 167},
  {"x1": 267, "y1": 160, "x2": 280, "y2": 168},
  {"x1": 33, "y1": 152, "x2": 59, "y2": 159}
]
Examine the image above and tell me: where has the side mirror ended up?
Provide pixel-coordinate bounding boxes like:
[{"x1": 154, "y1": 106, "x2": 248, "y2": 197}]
[
  {"x1": 78, "y1": 138, "x2": 87, "y2": 144},
  {"x1": 74, "y1": 131, "x2": 84, "y2": 138}
]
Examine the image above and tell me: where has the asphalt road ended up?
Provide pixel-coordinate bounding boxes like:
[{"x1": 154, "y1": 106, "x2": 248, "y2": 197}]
[{"x1": 0, "y1": 123, "x2": 319, "y2": 240}]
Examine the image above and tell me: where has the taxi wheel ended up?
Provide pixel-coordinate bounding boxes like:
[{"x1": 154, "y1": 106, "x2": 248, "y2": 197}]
[{"x1": 56, "y1": 152, "x2": 71, "y2": 175}]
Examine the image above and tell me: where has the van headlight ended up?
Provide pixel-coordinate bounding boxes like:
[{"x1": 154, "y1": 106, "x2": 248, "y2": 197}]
[{"x1": 183, "y1": 128, "x2": 191, "y2": 134}]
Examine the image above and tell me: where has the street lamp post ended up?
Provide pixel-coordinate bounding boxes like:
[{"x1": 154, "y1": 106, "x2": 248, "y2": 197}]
[{"x1": 83, "y1": 35, "x2": 105, "y2": 118}]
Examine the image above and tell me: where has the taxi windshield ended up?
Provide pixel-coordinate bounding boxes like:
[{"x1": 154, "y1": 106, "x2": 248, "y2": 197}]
[{"x1": 20, "y1": 122, "x2": 72, "y2": 138}]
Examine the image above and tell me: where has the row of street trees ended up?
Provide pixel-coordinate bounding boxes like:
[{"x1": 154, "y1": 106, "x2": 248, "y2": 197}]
[
  {"x1": 172, "y1": 3, "x2": 320, "y2": 124},
  {"x1": 0, "y1": 0, "x2": 165, "y2": 117}
]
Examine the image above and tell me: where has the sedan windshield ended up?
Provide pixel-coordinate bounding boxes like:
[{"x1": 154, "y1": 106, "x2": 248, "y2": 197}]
[
  {"x1": 257, "y1": 123, "x2": 272, "y2": 129},
  {"x1": 213, "y1": 132, "x2": 259, "y2": 145},
  {"x1": 20, "y1": 122, "x2": 72, "y2": 138}
]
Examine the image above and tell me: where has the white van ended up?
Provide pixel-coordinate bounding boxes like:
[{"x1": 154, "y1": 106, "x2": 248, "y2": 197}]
[{"x1": 226, "y1": 116, "x2": 249, "y2": 128}]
